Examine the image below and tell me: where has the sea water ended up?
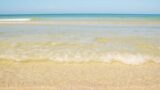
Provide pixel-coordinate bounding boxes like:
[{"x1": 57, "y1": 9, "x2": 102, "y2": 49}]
[{"x1": 0, "y1": 14, "x2": 160, "y2": 65}]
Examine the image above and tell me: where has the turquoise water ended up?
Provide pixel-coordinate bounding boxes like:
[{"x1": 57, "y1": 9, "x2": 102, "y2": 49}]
[
  {"x1": 0, "y1": 14, "x2": 160, "y2": 64},
  {"x1": 0, "y1": 14, "x2": 160, "y2": 20}
]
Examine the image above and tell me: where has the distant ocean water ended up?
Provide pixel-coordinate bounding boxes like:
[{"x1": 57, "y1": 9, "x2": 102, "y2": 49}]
[
  {"x1": 0, "y1": 14, "x2": 160, "y2": 21},
  {"x1": 0, "y1": 14, "x2": 160, "y2": 65}
]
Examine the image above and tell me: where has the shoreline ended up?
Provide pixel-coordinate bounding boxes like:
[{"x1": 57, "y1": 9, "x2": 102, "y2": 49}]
[{"x1": 0, "y1": 16, "x2": 160, "y2": 89}]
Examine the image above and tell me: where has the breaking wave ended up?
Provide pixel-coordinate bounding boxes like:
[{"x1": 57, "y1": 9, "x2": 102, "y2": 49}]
[
  {"x1": 0, "y1": 18, "x2": 31, "y2": 22},
  {"x1": 0, "y1": 48, "x2": 159, "y2": 65}
]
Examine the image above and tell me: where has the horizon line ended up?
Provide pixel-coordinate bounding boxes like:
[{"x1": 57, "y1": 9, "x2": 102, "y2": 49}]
[{"x1": 0, "y1": 13, "x2": 160, "y2": 15}]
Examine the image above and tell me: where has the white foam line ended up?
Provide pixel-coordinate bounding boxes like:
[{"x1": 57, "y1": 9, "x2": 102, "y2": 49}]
[{"x1": 0, "y1": 18, "x2": 31, "y2": 22}]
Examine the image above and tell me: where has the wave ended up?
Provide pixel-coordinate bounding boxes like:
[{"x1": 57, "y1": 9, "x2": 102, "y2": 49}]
[
  {"x1": 0, "y1": 18, "x2": 159, "y2": 26},
  {"x1": 0, "y1": 18, "x2": 31, "y2": 22},
  {"x1": 0, "y1": 41, "x2": 159, "y2": 65},
  {"x1": 0, "y1": 51, "x2": 159, "y2": 65}
]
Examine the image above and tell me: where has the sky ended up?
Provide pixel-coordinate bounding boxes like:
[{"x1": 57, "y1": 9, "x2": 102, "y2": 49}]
[{"x1": 0, "y1": 0, "x2": 160, "y2": 14}]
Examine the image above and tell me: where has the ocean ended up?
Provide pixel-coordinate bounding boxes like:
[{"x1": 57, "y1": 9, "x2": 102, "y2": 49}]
[{"x1": 0, "y1": 14, "x2": 160, "y2": 65}]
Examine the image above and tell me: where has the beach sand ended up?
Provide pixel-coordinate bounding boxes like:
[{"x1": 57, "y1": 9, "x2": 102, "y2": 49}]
[
  {"x1": 0, "y1": 14, "x2": 160, "y2": 90},
  {"x1": 0, "y1": 60, "x2": 159, "y2": 90}
]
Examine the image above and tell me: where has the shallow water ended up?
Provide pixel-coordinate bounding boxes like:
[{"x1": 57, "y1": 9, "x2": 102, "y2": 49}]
[{"x1": 0, "y1": 14, "x2": 160, "y2": 64}]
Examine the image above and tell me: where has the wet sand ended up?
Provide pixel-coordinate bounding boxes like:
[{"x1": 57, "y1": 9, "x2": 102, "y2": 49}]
[{"x1": 0, "y1": 60, "x2": 160, "y2": 90}]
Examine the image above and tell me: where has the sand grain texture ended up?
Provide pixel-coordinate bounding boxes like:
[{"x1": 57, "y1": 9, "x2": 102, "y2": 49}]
[{"x1": 0, "y1": 61, "x2": 160, "y2": 90}]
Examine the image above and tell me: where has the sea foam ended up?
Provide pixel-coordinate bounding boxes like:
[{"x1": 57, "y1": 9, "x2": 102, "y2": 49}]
[
  {"x1": 0, "y1": 49, "x2": 159, "y2": 65},
  {"x1": 0, "y1": 18, "x2": 31, "y2": 22}
]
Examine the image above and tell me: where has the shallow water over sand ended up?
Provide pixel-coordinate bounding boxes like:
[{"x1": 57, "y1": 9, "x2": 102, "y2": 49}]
[{"x1": 0, "y1": 15, "x2": 160, "y2": 64}]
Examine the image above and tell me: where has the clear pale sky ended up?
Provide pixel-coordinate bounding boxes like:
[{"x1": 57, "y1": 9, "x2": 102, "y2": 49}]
[{"x1": 0, "y1": 0, "x2": 160, "y2": 14}]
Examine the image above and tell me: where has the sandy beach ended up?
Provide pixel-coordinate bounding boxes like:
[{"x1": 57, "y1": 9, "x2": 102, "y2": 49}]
[
  {"x1": 0, "y1": 60, "x2": 159, "y2": 90},
  {"x1": 0, "y1": 14, "x2": 160, "y2": 90}
]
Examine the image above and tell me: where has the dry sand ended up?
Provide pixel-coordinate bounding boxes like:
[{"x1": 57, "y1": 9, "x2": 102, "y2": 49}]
[{"x1": 0, "y1": 60, "x2": 160, "y2": 90}]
